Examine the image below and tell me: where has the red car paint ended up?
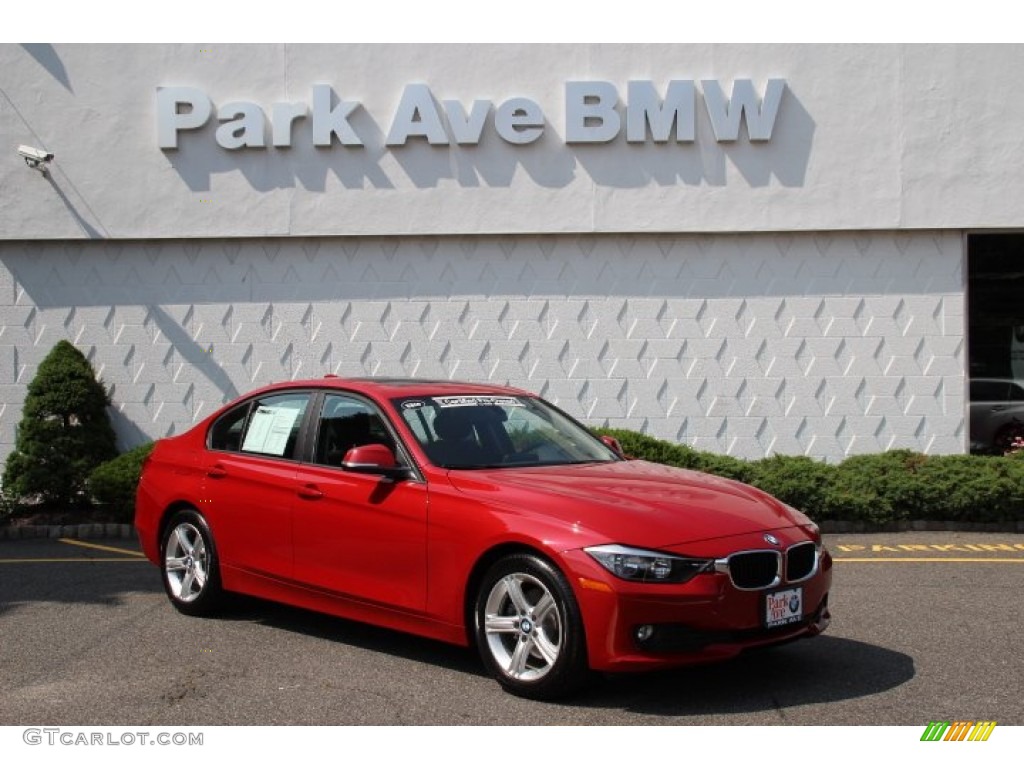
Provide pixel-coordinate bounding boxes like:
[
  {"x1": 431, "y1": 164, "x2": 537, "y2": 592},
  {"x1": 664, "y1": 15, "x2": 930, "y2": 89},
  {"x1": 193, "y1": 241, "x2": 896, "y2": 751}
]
[{"x1": 136, "y1": 377, "x2": 831, "y2": 695}]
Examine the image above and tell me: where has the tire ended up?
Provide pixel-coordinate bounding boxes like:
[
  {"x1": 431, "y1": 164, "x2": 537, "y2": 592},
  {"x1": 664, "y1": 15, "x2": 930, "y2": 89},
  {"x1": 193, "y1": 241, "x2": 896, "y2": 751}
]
[
  {"x1": 473, "y1": 554, "x2": 590, "y2": 700},
  {"x1": 160, "y1": 509, "x2": 224, "y2": 616}
]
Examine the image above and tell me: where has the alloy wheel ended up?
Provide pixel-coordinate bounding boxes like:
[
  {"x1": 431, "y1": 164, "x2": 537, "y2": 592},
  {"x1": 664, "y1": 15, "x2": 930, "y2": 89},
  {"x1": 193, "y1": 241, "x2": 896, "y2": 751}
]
[
  {"x1": 483, "y1": 572, "x2": 564, "y2": 682},
  {"x1": 164, "y1": 521, "x2": 209, "y2": 603}
]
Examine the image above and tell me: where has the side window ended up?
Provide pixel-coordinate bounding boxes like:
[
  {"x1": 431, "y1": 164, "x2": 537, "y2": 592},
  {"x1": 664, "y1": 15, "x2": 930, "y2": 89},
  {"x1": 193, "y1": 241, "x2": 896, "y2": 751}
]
[
  {"x1": 209, "y1": 403, "x2": 251, "y2": 452},
  {"x1": 208, "y1": 393, "x2": 310, "y2": 458},
  {"x1": 400, "y1": 403, "x2": 435, "y2": 445},
  {"x1": 314, "y1": 394, "x2": 399, "y2": 467},
  {"x1": 971, "y1": 381, "x2": 1003, "y2": 401},
  {"x1": 239, "y1": 393, "x2": 310, "y2": 459}
]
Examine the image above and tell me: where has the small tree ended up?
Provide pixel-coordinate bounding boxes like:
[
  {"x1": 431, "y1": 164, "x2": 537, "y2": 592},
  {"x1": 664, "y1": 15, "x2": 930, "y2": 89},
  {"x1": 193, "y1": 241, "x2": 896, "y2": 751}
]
[{"x1": 3, "y1": 340, "x2": 118, "y2": 508}]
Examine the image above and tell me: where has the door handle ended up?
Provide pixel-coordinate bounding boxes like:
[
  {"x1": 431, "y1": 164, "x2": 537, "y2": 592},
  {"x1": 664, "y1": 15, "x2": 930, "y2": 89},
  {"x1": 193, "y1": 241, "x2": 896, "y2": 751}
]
[
  {"x1": 206, "y1": 464, "x2": 227, "y2": 479},
  {"x1": 297, "y1": 483, "x2": 323, "y2": 500}
]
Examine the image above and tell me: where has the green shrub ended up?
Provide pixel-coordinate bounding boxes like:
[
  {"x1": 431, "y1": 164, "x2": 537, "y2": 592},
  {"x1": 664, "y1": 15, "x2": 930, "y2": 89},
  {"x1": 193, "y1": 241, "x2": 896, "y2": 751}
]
[
  {"x1": 86, "y1": 442, "x2": 155, "y2": 523},
  {"x1": 591, "y1": 428, "x2": 1024, "y2": 525},
  {"x1": 818, "y1": 486, "x2": 884, "y2": 525},
  {"x1": 596, "y1": 428, "x2": 703, "y2": 468},
  {"x1": 0, "y1": 493, "x2": 15, "y2": 523},
  {"x1": 913, "y1": 454, "x2": 1024, "y2": 522},
  {"x1": 3, "y1": 340, "x2": 117, "y2": 508},
  {"x1": 595, "y1": 428, "x2": 753, "y2": 483},
  {"x1": 691, "y1": 452, "x2": 754, "y2": 484},
  {"x1": 748, "y1": 455, "x2": 834, "y2": 519},
  {"x1": 825, "y1": 450, "x2": 931, "y2": 524}
]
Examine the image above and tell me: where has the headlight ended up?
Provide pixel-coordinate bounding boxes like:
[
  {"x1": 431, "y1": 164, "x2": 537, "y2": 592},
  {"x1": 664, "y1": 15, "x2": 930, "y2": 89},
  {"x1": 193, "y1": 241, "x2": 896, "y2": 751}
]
[{"x1": 584, "y1": 544, "x2": 713, "y2": 584}]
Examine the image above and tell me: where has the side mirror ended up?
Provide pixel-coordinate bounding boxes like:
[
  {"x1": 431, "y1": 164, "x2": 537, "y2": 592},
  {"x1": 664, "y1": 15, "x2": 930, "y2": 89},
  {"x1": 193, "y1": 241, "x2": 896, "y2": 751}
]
[
  {"x1": 599, "y1": 434, "x2": 626, "y2": 458},
  {"x1": 342, "y1": 444, "x2": 411, "y2": 480}
]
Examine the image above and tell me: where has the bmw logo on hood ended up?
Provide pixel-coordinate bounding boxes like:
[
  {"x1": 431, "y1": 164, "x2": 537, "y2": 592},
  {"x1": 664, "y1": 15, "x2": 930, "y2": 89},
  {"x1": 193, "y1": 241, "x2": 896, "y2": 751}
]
[{"x1": 763, "y1": 533, "x2": 780, "y2": 546}]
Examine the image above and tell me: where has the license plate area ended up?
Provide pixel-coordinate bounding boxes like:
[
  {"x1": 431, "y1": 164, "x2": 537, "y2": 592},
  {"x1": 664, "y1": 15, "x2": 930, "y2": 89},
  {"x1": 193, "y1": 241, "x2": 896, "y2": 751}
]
[{"x1": 764, "y1": 587, "x2": 803, "y2": 628}]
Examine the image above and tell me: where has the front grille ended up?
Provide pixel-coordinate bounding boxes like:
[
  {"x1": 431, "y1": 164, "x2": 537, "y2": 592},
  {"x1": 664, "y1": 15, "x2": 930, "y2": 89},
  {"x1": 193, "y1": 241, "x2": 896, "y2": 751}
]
[
  {"x1": 786, "y1": 542, "x2": 817, "y2": 582},
  {"x1": 726, "y1": 551, "x2": 780, "y2": 590}
]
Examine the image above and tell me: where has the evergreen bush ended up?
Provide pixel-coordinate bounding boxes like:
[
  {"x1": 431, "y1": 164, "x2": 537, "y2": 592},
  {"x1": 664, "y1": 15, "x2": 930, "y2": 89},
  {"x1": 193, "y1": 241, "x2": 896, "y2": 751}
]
[
  {"x1": 825, "y1": 450, "x2": 930, "y2": 524},
  {"x1": 748, "y1": 455, "x2": 833, "y2": 518},
  {"x1": 87, "y1": 442, "x2": 155, "y2": 522},
  {"x1": 592, "y1": 427, "x2": 1024, "y2": 525},
  {"x1": 597, "y1": 428, "x2": 753, "y2": 483},
  {"x1": 2, "y1": 340, "x2": 118, "y2": 508},
  {"x1": 914, "y1": 454, "x2": 1024, "y2": 522},
  {"x1": 597, "y1": 428, "x2": 704, "y2": 468}
]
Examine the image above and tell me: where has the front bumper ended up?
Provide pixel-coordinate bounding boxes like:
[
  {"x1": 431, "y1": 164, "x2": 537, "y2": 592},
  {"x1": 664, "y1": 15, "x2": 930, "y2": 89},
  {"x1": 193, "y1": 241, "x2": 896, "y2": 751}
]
[{"x1": 563, "y1": 540, "x2": 833, "y2": 672}]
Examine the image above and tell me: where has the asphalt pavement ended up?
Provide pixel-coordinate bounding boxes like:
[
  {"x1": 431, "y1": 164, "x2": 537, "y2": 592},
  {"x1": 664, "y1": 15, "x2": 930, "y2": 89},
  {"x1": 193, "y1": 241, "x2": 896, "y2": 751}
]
[{"x1": 0, "y1": 532, "x2": 1022, "y2": 725}]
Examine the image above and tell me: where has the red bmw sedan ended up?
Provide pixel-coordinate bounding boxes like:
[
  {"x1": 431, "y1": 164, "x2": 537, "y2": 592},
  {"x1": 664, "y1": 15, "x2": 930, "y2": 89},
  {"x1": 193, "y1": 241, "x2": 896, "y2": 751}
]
[{"x1": 135, "y1": 377, "x2": 831, "y2": 699}]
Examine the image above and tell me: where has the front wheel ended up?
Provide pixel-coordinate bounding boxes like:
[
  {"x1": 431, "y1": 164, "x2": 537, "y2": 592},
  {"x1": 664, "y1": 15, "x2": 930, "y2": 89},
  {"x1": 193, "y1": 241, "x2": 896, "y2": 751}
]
[
  {"x1": 160, "y1": 509, "x2": 223, "y2": 616},
  {"x1": 473, "y1": 554, "x2": 589, "y2": 700}
]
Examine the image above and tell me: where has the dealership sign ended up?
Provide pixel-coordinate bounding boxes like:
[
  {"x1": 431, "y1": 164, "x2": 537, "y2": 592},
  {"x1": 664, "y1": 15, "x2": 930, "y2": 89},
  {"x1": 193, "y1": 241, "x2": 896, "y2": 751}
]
[{"x1": 157, "y1": 80, "x2": 785, "y2": 150}]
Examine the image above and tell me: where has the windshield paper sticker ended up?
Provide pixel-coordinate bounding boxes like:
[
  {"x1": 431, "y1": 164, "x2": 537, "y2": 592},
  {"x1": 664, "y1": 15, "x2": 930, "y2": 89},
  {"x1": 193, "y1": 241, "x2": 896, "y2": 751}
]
[{"x1": 434, "y1": 396, "x2": 524, "y2": 408}]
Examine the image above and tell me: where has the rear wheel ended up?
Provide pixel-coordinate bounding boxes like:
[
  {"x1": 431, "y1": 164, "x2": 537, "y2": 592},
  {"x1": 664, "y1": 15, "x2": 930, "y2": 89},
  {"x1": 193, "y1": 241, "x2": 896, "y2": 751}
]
[
  {"x1": 473, "y1": 554, "x2": 589, "y2": 700},
  {"x1": 161, "y1": 509, "x2": 223, "y2": 616}
]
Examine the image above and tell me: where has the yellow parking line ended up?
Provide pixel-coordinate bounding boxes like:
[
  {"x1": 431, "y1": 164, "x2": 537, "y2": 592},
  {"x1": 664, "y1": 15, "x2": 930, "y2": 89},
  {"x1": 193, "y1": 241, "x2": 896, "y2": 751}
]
[
  {"x1": 58, "y1": 538, "x2": 144, "y2": 557},
  {"x1": 835, "y1": 557, "x2": 1024, "y2": 563},
  {"x1": 834, "y1": 544, "x2": 1024, "y2": 553},
  {"x1": 0, "y1": 557, "x2": 147, "y2": 563}
]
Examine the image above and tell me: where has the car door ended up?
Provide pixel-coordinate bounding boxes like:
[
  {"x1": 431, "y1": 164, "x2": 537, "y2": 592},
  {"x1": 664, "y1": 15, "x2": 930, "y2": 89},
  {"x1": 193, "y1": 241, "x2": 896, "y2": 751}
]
[
  {"x1": 292, "y1": 392, "x2": 429, "y2": 613},
  {"x1": 202, "y1": 390, "x2": 312, "y2": 580}
]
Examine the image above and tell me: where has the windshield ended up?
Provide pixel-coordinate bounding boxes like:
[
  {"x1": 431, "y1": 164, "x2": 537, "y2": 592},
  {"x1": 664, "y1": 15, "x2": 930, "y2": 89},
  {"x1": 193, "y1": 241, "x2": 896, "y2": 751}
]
[{"x1": 392, "y1": 394, "x2": 621, "y2": 469}]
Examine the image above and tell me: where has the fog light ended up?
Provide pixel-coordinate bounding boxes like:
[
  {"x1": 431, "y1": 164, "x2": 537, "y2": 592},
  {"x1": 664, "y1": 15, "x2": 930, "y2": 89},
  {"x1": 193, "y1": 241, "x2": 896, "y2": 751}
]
[{"x1": 635, "y1": 624, "x2": 655, "y2": 643}]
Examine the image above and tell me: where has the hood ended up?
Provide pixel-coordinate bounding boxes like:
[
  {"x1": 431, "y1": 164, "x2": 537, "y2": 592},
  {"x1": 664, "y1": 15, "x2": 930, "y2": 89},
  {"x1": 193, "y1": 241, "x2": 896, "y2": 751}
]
[{"x1": 444, "y1": 459, "x2": 801, "y2": 548}]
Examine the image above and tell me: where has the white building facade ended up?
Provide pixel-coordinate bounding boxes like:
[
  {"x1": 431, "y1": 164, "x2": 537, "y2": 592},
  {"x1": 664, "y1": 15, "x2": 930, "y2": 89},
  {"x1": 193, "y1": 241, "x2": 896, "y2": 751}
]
[{"x1": 2, "y1": 44, "x2": 1022, "y2": 462}]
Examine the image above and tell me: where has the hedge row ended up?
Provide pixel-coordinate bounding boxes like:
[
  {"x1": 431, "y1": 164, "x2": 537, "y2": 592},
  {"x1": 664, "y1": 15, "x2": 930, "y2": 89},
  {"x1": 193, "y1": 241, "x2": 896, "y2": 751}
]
[
  {"x1": 26, "y1": 429, "x2": 1024, "y2": 528},
  {"x1": 596, "y1": 428, "x2": 1024, "y2": 525}
]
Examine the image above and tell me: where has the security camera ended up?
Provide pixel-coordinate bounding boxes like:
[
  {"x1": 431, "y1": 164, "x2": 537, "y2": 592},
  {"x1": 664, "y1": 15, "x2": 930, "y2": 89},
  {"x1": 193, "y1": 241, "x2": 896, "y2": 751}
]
[{"x1": 18, "y1": 145, "x2": 54, "y2": 169}]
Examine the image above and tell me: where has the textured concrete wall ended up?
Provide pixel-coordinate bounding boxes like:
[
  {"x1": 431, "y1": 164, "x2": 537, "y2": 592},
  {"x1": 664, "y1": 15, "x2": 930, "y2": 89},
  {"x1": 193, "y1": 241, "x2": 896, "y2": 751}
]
[
  {"x1": 0, "y1": 230, "x2": 965, "y2": 463},
  {"x1": 3, "y1": 44, "x2": 1024, "y2": 239}
]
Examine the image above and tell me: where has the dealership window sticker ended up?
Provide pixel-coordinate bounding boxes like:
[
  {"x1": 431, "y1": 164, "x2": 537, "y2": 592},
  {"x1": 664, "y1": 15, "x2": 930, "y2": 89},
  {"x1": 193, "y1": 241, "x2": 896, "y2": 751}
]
[
  {"x1": 242, "y1": 405, "x2": 302, "y2": 456},
  {"x1": 433, "y1": 396, "x2": 525, "y2": 408}
]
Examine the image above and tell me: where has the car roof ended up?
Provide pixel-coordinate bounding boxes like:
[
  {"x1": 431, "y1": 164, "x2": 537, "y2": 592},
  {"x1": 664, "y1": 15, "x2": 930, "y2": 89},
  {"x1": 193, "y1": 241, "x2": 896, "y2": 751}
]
[{"x1": 250, "y1": 376, "x2": 533, "y2": 400}]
